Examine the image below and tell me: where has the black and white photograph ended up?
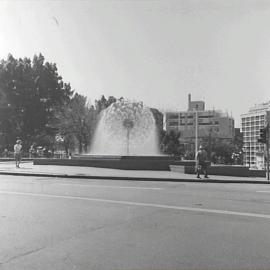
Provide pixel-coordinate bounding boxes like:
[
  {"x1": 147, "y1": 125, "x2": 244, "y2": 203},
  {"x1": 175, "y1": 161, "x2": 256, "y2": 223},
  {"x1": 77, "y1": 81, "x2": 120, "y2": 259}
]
[{"x1": 0, "y1": 0, "x2": 270, "y2": 269}]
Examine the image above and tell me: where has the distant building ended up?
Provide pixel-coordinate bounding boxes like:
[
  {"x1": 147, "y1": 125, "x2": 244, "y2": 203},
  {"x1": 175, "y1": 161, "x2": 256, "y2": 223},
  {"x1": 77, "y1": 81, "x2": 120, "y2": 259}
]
[
  {"x1": 165, "y1": 94, "x2": 234, "y2": 152},
  {"x1": 188, "y1": 94, "x2": 205, "y2": 111},
  {"x1": 241, "y1": 102, "x2": 270, "y2": 169}
]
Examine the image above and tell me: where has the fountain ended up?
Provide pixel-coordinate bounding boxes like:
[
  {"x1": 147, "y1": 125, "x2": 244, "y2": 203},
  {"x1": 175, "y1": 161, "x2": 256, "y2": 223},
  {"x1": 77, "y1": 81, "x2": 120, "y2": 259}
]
[
  {"x1": 34, "y1": 99, "x2": 183, "y2": 170},
  {"x1": 90, "y1": 100, "x2": 160, "y2": 156}
]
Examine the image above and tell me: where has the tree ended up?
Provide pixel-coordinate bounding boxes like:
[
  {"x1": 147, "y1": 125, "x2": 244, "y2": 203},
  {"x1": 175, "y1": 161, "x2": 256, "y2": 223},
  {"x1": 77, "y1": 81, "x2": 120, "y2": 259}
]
[
  {"x1": 0, "y1": 53, "x2": 73, "y2": 148},
  {"x1": 160, "y1": 130, "x2": 182, "y2": 156},
  {"x1": 94, "y1": 95, "x2": 117, "y2": 113},
  {"x1": 207, "y1": 131, "x2": 243, "y2": 165},
  {"x1": 53, "y1": 93, "x2": 97, "y2": 154}
]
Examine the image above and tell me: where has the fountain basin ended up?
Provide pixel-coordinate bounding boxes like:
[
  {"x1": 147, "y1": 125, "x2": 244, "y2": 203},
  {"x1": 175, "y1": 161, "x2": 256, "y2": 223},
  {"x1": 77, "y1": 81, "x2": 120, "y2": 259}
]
[{"x1": 33, "y1": 155, "x2": 195, "y2": 171}]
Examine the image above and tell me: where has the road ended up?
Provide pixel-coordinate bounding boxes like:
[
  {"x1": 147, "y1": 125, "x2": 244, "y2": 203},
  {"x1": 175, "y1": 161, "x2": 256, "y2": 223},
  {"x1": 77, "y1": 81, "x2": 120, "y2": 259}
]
[{"x1": 0, "y1": 175, "x2": 270, "y2": 270}]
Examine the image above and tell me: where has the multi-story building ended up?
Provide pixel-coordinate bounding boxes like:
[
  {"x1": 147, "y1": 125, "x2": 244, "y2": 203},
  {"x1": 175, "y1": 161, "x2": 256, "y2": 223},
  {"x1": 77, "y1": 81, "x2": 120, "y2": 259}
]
[
  {"x1": 241, "y1": 102, "x2": 270, "y2": 169},
  {"x1": 165, "y1": 94, "x2": 235, "y2": 152}
]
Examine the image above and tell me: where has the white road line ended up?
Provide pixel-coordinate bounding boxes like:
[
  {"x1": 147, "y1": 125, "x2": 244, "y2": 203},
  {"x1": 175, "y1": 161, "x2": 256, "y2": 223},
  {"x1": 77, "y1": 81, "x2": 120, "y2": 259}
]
[
  {"x1": 256, "y1": 191, "x2": 270, "y2": 193},
  {"x1": 56, "y1": 183, "x2": 163, "y2": 190},
  {"x1": 1, "y1": 190, "x2": 270, "y2": 220}
]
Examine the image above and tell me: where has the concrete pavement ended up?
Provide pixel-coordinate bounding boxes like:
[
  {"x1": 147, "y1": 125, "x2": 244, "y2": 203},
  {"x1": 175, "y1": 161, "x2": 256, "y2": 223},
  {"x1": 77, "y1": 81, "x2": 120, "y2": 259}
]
[
  {"x1": 1, "y1": 175, "x2": 270, "y2": 269},
  {"x1": 0, "y1": 160, "x2": 269, "y2": 184}
]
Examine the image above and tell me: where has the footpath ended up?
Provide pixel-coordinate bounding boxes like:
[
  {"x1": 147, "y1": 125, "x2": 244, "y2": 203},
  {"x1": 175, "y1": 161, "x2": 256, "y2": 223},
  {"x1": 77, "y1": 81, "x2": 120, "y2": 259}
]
[{"x1": 0, "y1": 160, "x2": 269, "y2": 184}]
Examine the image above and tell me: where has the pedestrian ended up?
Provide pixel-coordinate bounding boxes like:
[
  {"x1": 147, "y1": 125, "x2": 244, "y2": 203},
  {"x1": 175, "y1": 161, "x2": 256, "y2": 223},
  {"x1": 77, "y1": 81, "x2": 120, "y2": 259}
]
[
  {"x1": 196, "y1": 145, "x2": 209, "y2": 179},
  {"x1": 29, "y1": 143, "x2": 37, "y2": 158},
  {"x1": 2, "y1": 148, "x2": 9, "y2": 158},
  {"x1": 14, "y1": 139, "x2": 22, "y2": 168},
  {"x1": 43, "y1": 146, "x2": 49, "y2": 158}
]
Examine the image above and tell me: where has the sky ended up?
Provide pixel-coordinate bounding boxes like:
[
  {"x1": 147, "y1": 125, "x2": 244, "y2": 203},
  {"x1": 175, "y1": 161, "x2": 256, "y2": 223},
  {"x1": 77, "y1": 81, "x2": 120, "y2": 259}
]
[{"x1": 1, "y1": 0, "x2": 270, "y2": 127}]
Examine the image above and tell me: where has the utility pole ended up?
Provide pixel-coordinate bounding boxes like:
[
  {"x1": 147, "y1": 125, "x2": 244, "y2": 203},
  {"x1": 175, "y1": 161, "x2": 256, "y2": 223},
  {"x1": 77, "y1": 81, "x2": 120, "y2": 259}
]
[
  {"x1": 195, "y1": 110, "x2": 198, "y2": 160},
  {"x1": 208, "y1": 128, "x2": 212, "y2": 161},
  {"x1": 193, "y1": 109, "x2": 200, "y2": 175}
]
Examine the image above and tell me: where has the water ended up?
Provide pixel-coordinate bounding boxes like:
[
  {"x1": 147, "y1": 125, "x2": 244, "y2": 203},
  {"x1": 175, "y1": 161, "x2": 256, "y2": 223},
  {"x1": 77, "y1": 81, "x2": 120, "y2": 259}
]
[{"x1": 90, "y1": 100, "x2": 160, "y2": 155}]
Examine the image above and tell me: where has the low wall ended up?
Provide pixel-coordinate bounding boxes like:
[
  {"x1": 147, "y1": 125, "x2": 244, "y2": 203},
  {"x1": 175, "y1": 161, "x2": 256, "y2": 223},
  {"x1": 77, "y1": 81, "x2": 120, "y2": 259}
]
[
  {"x1": 209, "y1": 165, "x2": 250, "y2": 177},
  {"x1": 33, "y1": 156, "x2": 194, "y2": 171},
  {"x1": 33, "y1": 157, "x2": 267, "y2": 177},
  {"x1": 249, "y1": 169, "x2": 266, "y2": 178},
  {"x1": 0, "y1": 158, "x2": 33, "y2": 162},
  {"x1": 184, "y1": 164, "x2": 266, "y2": 178}
]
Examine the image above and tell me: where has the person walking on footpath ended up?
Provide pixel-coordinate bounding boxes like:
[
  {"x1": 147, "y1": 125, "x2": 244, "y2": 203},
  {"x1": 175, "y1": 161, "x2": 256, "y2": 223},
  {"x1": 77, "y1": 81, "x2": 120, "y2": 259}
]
[
  {"x1": 196, "y1": 145, "x2": 209, "y2": 179},
  {"x1": 14, "y1": 139, "x2": 22, "y2": 168}
]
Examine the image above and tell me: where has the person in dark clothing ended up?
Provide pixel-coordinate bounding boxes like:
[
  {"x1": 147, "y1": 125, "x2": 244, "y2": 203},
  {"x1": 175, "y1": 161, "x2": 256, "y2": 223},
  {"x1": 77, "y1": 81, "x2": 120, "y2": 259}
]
[
  {"x1": 29, "y1": 143, "x2": 37, "y2": 158},
  {"x1": 196, "y1": 145, "x2": 209, "y2": 179},
  {"x1": 43, "y1": 146, "x2": 49, "y2": 158}
]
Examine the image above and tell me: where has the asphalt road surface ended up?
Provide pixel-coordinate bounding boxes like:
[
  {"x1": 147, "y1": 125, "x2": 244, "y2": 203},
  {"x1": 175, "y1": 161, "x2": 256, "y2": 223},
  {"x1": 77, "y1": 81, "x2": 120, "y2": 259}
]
[{"x1": 1, "y1": 175, "x2": 270, "y2": 270}]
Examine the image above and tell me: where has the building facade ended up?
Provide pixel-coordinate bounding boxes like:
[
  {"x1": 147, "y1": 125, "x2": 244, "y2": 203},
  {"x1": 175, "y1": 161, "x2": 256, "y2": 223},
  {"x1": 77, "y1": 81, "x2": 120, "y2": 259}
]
[
  {"x1": 165, "y1": 94, "x2": 235, "y2": 153},
  {"x1": 241, "y1": 102, "x2": 270, "y2": 169}
]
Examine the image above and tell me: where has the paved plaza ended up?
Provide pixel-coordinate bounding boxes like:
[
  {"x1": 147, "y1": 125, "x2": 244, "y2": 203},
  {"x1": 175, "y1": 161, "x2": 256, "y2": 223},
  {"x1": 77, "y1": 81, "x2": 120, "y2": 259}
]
[
  {"x1": 1, "y1": 174, "x2": 270, "y2": 269},
  {"x1": 0, "y1": 160, "x2": 269, "y2": 184}
]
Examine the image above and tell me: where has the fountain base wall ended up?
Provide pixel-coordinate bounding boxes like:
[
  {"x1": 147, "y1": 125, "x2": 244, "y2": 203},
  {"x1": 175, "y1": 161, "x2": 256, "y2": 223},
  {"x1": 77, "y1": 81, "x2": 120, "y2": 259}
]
[{"x1": 33, "y1": 155, "x2": 194, "y2": 171}]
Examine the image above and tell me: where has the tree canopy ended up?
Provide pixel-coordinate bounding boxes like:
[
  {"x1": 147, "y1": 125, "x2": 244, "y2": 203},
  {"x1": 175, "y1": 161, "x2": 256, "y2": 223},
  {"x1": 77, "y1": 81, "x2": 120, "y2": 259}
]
[
  {"x1": 53, "y1": 93, "x2": 97, "y2": 153},
  {"x1": 0, "y1": 53, "x2": 73, "y2": 148},
  {"x1": 160, "y1": 130, "x2": 182, "y2": 156}
]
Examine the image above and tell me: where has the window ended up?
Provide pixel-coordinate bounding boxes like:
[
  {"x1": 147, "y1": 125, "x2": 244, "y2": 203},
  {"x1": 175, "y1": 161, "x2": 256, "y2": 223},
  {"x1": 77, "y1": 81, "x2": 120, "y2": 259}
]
[
  {"x1": 198, "y1": 115, "x2": 213, "y2": 119},
  {"x1": 169, "y1": 121, "x2": 179, "y2": 126},
  {"x1": 199, "y1": 123, "x2": 211, "y2": 125},
  {"x1": 168, "y1": 114, "x2": 179, "y2": 120}
]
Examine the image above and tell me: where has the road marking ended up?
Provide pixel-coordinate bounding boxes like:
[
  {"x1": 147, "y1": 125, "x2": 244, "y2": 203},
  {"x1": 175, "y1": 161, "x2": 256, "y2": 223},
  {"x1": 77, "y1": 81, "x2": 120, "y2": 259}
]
[
  {"x1": 56, "y1": 183, "x2": 163, "y2": 190},
  {"x1": 1, "y1": 191, "x2": 270, "y2": 220},
  {"x1": 256, "y1": 191, "x2": 270, "y2": 193}
]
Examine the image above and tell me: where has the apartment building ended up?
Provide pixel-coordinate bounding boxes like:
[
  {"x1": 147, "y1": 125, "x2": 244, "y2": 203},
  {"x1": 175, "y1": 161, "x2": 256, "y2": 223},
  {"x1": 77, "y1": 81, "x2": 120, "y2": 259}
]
[
  {"x1": 165, "y1": 94, "x2": 234, "y2": 152},
  {"x1": 241, "y1": 102, "x2": 270, "y2": 169}
]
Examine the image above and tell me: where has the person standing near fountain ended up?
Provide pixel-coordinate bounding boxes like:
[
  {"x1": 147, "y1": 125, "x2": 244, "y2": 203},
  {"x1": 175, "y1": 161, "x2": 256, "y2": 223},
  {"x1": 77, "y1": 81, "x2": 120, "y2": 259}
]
[
  {"x1": 196, "y1": 145, "x2": 209, "y2": 179},
  {"x1": 14, "y1": 139, "x2": 22, "y2": 168}
]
